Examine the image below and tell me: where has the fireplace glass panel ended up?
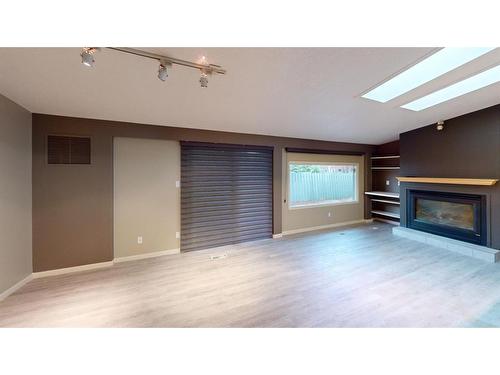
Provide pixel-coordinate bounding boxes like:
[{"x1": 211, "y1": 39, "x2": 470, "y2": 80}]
[{"x1": 415, "y1": 198, "x2": 474, "y2": 230}]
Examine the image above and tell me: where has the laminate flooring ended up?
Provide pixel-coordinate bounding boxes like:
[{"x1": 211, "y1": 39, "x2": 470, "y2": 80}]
[{"x1": 1, "y1": 222, "x2": 500, "y2": 327}]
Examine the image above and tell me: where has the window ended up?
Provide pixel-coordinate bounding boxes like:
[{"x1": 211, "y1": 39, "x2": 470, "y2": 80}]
[{"x1": 288, "y1": 162, "x2": 358, "y2": 208}]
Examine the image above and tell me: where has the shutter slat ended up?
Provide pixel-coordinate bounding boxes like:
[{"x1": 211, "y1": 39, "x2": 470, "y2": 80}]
[{"x1": 181, "y1": 209, "x2": 272, "y2": 222}]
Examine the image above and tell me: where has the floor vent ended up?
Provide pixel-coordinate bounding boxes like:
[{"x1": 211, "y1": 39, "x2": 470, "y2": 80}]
[{"x1": 210, "y1": 254, "x2": 228, "y2": 260}]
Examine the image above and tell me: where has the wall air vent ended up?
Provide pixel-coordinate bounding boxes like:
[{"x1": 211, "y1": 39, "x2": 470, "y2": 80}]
[{"x1": 47, "y1": 135, "x2": 91, "y2": 164}]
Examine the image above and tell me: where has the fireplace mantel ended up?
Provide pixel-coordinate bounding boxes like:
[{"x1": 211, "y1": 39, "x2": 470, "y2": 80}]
[{"x1": 396, "y1": 177, "x2": 498, "y2": 186}]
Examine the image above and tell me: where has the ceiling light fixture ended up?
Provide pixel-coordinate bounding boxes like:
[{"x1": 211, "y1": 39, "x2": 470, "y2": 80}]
[
  {"x1": 80, "y1": 47, "x2": 99, "y2": 67},
  {"x1": 362, "y1": 47, "x2": 496, "y2": 103},
  {"x1": 158, "y1": 62, "x2": 169, "y2": 82},
  {"x1": 199, "y1": 71, "x2": 209, "y2": 88},
  {"x1": 198, "y1": 56, "x2": 209, "y2": 88},
  {"x1": 104, "y1": 48, "x2": 226, "y2": 87},
  {"x1": 401, "y1": 64, "x2": 500, "y2": 111}
]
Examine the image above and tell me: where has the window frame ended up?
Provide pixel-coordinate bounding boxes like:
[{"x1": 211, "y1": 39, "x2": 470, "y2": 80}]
[{"x1": 287, "y1": 160, "x2": 360, "y2": 210}]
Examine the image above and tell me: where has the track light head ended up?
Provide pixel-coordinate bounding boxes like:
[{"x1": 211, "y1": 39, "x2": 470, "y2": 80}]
[
  {"x1": 79, "y1": 48, "x2": 227, "y2": 85},
  {"x1": 81, "y1": 51, "x2": 94, "y2": 67},
  {"x1": 437, "y1": 120, "x2": 445, "y2": 131},
  {"x1": 81, "y1": 48, "x2": 98, "y2": 67},
  {"x1": 199, "y1": 71, "x2": 208, "y2": 88},
  {"x1": 158, "y1": 63, "x2": 168, "y2": 82}
]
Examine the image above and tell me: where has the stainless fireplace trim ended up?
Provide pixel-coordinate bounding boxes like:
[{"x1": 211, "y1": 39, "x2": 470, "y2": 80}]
[{"x1": 406, "y1": 189, "x2": 486, "y2": 246}]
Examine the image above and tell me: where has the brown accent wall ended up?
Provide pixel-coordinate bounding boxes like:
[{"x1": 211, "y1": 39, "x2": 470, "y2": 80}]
[
  {"x1": 372, "y1": 140, "x2": 400, "y2": 195},
  {"x1": 32, "y1": 114, "x2": 375, "y2": 271},
  {"x1": 399, "y1": 104, "x2": 500, "y2": 249},
  {"x1": 374, "y1": 140, "x2": 399, "y2": 156}
]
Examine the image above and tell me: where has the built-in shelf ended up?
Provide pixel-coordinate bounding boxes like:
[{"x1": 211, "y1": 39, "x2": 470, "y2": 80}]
[
  {"x1": 364, "y1": 191, "x2": 400, "y2": 199},
  {"x1": 371, "y1": 198, "x2": 400, "y2": 205},
  {"x1": 371, "y1": 210, "x2": 400, "y2": 219},
  {"x1": 396, "y1": 177, "x2": 498, "y2": 186},
  {"x1": 370, "y1": 155, "x2": 400, "y2": 160},
  {"x1": 368, "y1": 150, "x2": 400, "y2": 223}
]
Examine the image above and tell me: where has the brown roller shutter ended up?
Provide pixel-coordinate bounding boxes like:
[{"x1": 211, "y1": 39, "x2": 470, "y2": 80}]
[{"x1": 181, "y1": 142, "x2": 273, "y2": 252}]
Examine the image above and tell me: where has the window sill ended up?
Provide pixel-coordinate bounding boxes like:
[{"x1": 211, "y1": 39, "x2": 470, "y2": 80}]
[{"x1": 288, "y1": 200, "x2": 360, "y2": 210}]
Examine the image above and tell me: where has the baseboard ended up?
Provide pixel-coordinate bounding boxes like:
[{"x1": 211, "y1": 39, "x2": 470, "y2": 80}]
[
  {"x1": 32, "y1": 261, "x2": 114, "y2": 279},
  {"x1": 30, "y1": 249, "x2": 181, "y2": 280},
  {"x1": 113, "y1": 248, "x2": 180, "y2": 263},
  {"x1": 0, "y1": 274, "x2": 33, "y2": 301},
  {"x1": 282, "y1": 219, "x2": 373, "y2": 236},
  {"x1": 272, "y1": 233, "x2": 283, "y2": 239},
  {"x1": 1, "y1": 249, "x2": 182, "y2": 301}
]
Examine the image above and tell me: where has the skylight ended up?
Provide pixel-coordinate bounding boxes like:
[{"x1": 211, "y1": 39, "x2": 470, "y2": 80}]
[
  {"x1": 362, "y1": 48, "x2": 495, "y2": 103},
  {"x1": 401, "y1": 64, "x2": 500, "y2": 111}
]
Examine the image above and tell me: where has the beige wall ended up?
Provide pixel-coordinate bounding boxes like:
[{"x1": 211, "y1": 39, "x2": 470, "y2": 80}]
[
  {"x1": 113, "y1": 138, "x2": 180, "y2": 258},
  {"x1": 0, "y1": 94, "x2": 32, "y2": 294},
  {"x1": 282, "y1": 152, "x2": 365, "y2": 233}
]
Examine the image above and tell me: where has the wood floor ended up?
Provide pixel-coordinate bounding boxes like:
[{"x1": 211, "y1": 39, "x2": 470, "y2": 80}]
[{"x1": 1, "y1": 222, "x2": 500, "y2": 327}]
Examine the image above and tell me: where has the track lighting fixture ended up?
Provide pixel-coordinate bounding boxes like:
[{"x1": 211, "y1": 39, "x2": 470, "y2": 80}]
[
  {"x1": 436, "y1": 120, "x2": 445, "y2": 131},
  {"x1": 80, "y1": 48, "x2": 99, "y2": 67},
  {"x1": 158, "y1": 62, "x2": 169, "y2": 82},
  {"x1": 81, "y1": 47, "x2": 226, "y2": 87}
]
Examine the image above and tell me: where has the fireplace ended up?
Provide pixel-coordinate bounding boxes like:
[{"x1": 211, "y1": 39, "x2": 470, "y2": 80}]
[{"x1": 406, "y1": 190, "x2": 486, "y2": 245}]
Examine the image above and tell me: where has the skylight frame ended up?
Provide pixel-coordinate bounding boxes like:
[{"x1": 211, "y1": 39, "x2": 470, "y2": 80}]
[
  {"x1": 361, "y1": 47, "x2": 496, "y2": 103},
  {"x1": 400, "y1": 64, "x2": 500, "y2": 111}
]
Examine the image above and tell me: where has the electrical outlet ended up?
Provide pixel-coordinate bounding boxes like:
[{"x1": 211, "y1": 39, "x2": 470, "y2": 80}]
[
  {"x1": 175, "y1": 180, "x2": 180, "y2": 188},
  {"x1": 175, "y1": 232, "x2": 180, "y2": 239},
  {"x1": 328, "y1": 212, "x2": 332, "y2": 217},
  {"x1": 398, "y1": 181, "x2": 400, "y2": 186},
  {"x1": 386, "y1": 180, "x2": 390, "y2": 186},
  {"x1": 137, "y1": 236, "x2": 143, "y2": 244}
]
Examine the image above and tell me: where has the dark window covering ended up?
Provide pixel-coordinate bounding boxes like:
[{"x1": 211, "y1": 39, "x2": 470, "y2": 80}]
[{"x1": 180, "y1": 142, "x2": 273, "y2": 252}]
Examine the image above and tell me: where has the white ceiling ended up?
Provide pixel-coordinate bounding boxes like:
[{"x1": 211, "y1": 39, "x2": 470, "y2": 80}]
[{"x1": 0, "y1": 47, "x2": 499, "y2": 145}]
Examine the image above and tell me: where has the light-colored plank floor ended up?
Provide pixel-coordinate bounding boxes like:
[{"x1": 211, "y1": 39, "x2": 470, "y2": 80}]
[{"x1": 1, "y1": 222, "x2": 500, "y2": 327}]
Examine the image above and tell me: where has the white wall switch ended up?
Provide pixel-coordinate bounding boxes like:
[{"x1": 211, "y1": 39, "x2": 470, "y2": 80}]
[
  {"x1": 328, "y1": 212, "x2": 332, "y2": 217},
  {"x1": 175, "y1": 180, "x2": 180, "y2": 188},
  {"x1": 386, "y1": 180, "x2": 390, "y2": 186},
  {"x1": 175, "y1": 232, "x2": 180, "y2": 239},
  {"x1": 137, "y1": 236, "x2": 143, "y2": 244}
]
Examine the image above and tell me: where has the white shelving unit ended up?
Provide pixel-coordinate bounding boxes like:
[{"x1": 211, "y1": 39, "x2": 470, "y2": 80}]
[
  {"x1": 367, "y1": 152, "x2": 401, "y2": 224},
  {"x1": 370, "y1": 198, "x2": 400, "y2": 205},
  {"x1": 364, "y1": 191, "x2": 400, "y2": 199},
  {"x1": 371, "y1": 166, "x2": 400, "y2": 170},
  {"x1": 370, "y1": 210, "x2": 400, "y2": 219},
  {"x1": 370, "y1": 155, "x2": 400, "y2": 160}
]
